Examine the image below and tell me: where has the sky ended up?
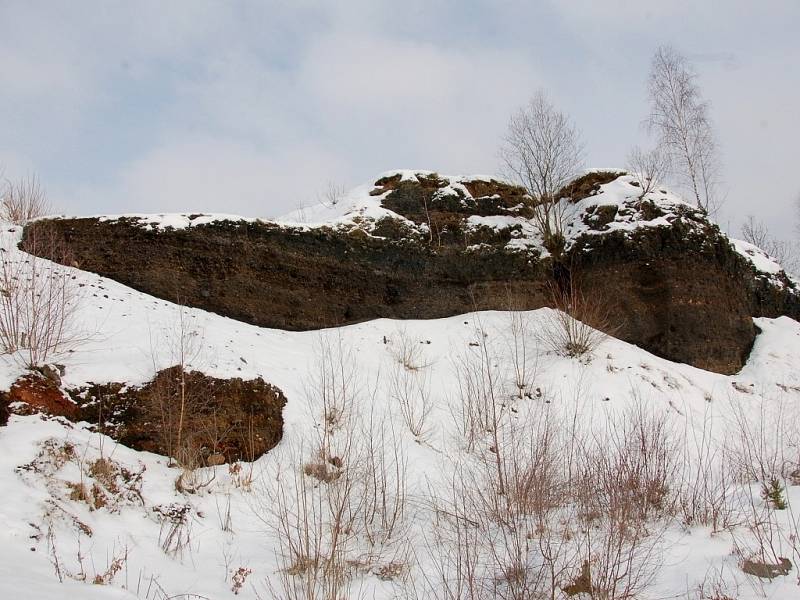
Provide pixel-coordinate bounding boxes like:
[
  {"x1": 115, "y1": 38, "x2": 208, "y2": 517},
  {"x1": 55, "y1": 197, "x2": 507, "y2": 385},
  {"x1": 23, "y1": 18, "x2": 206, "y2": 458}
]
[{"x1": 1, "y1": 0, "x2": 798, "y2": 239}]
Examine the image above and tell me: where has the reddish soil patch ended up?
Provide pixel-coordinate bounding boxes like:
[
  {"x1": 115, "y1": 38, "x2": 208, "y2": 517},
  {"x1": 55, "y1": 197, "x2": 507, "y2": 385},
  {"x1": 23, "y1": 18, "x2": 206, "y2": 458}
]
[{"x1": 2, "y1": 371, "x2": 79, "y2": 420}]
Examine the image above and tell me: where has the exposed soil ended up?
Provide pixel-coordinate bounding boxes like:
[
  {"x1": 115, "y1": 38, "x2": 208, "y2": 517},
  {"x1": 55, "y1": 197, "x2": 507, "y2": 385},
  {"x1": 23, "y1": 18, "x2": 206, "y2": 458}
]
[
  {"x1": 69, "y1": 367, "x2": 287, "y2": 464},
  {"x1": 1, "y1": 370, "x2": 79, "y2": 420},
  {"x1": 0, "y1": 365, "x2": 286, "y2": 464}
]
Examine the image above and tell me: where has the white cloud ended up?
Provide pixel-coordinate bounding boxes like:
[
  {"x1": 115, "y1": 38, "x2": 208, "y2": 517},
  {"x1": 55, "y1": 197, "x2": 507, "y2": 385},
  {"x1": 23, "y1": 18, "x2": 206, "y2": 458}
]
[
  {"x1": 0, "y1": 0, "x2": 798, "y2": 242},
  {"x1": 63, "y1": 137, "x2": 345, "y2": 218}
]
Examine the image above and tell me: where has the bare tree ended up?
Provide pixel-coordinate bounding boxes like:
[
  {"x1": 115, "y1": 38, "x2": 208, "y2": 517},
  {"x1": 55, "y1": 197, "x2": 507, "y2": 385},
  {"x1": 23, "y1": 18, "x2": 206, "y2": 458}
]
[
  {"x1": 740, "y1": 215, "x2": 770, "y2": 251},
  {"x1": 647, "y1": 45, "x2": 721, "y2": 213},
  {"x1": 626, "y1": 145, "x2": 671, "y2": 202},
  {"x1": 740, "y1": 215, "x2": 798, "y2": 274},
  {"x1": 1, "y1": 174, "x2": 52, "y2": 224},
  {"x1": 500, "y1": 91, "x2": 584, "y2": 251}
]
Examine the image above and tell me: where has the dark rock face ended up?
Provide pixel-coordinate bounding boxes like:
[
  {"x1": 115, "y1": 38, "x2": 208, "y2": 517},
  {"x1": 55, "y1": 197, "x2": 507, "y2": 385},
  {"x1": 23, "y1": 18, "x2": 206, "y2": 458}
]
[
  {"x1": 25, "y1": 216, "x2": 551, "y2": 330},
  {"x1": 570, "y1": 224, "x2": 777, "y2": 374},
  {"x1": 23, "y1": 173, "x2": 799, "y2": 375}
]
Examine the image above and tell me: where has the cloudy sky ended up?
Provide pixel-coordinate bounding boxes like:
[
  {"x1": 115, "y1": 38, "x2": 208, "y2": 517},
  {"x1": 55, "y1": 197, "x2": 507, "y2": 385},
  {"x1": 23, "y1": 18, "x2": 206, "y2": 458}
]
[{"x1": 1, "y1": 1, "x2": 798, "y2": 238}]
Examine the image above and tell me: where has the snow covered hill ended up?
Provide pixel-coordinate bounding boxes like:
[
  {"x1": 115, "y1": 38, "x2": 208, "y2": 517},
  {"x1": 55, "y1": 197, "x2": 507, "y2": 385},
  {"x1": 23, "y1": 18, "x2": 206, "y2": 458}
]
[{"x1": 2, "y1": 173, "x2": 800, "y2": 599}]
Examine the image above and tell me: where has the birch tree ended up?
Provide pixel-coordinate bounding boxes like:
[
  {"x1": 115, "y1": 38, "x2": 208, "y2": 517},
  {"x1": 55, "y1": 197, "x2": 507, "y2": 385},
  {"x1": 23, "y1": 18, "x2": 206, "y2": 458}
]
[
  {"x1": 500, "y1": 91, "x2": 584, "y2": 251},
  {"x1": 647, "y1": 46, "x2": 721, "y2": 213}
]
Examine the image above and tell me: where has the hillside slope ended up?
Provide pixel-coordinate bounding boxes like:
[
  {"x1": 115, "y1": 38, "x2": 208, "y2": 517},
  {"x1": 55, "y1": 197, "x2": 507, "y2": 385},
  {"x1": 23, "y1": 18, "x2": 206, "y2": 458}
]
[{"x1": 1, "y1": 220, "x2": 800, "y2": 599}]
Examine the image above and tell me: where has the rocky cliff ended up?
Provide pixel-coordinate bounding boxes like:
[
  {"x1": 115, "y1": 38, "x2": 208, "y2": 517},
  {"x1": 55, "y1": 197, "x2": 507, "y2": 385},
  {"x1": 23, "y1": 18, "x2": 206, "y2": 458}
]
[{"x1": 24, "y1": 170, "x2": 799, "y2": 374}]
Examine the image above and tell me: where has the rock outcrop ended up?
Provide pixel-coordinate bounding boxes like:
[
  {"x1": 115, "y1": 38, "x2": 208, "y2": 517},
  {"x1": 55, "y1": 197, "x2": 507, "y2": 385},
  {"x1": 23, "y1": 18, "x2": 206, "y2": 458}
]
[{"x1": 24, "y1": 171, "x2": 799, "y2": 375}]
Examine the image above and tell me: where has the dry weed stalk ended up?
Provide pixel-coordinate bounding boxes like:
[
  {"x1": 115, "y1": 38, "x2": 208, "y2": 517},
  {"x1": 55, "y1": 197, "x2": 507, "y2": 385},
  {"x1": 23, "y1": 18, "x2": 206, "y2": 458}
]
[{"x1": 389, "y1": 355, "x2": 434, "y2": 441}]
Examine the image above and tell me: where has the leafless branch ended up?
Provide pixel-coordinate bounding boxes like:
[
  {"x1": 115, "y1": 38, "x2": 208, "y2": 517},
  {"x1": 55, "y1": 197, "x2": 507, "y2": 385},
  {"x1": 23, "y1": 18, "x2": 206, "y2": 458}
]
[
  {"x1": 626, "y1": 145, "x2": 671, "y2": 202},
  {"x1": 500, "y1": 90, "x2": 584, "y2": 251},
  {"x1": 647, "y1": 45, "x2": 722, "y2": 213}
]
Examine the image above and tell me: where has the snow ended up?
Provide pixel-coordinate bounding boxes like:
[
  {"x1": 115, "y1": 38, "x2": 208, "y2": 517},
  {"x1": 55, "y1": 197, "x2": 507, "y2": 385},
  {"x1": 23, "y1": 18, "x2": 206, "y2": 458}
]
[
  {"x1": 561, "y1": 173, "x2": 700, "y2": 243},
  {"x1": 2, "y1": 172, "x2": 800, "y2": 598},
  {"x1": 44, "y1": 213, "x2": 264, "y2": 232},
  {"x1": 730, "y1": 238, "x2": 784, "y2": 275}
]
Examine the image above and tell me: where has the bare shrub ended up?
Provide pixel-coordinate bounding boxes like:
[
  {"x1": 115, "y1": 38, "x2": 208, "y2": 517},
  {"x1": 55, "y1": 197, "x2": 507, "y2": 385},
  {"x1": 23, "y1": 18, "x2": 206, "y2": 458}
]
[
  {"x1": 427, "y1": 404, "x2": 581, "y2": 600},
  {"x1": 262, "y1": 438, "x2": 364, "y2": 600},
  {"x1": 309, "y1": 333, "x2": 358, "y2": 440},
  {"x1": 578, "y1": 401, "x2": 680, "y2": 524},
  {"x1": 360, "y1": 410, "x2": 407, "y2": 548},
  {"x1": 255, "y1": 335, "x2": 408, "y2": 599},
  {"x1": 500, "y1": 90, "x2": 584, "y2": 252},
  {"x1": 571, "y1": 403, "x2": 676, "y2": 599},
  {"x1": 626, "y1": 145, "x2": 671, "y2": 202},
  {"x1": 319, "y1": 181, "x2": 347, "y2": 208},
  {"x1": 0, "y1": 228, "x2": 81, "y2": 367},
  {"x1": 538, "y1": 273, "x2": 615, "y2": 358},
  {"x1": 724, "y1": 398, "x2": 797, "y2": 486},
  {"x1": 430, "y1": 326, "x2": 583, "y2": 600},
  {"x1": 730, "y1": 489, "x2": 790, "y2": 582},
  {"x1": 1, "y1": 174, "x2": 52, "y2": 224},
  {"x1": 387, "y1": 327, "x2": 432, "y2": 371},
  {"x1": 144, "y1": 304, "x2": 209, "y2": 470},
  {"x1": 786, "y1": 492, "x2": 800, "y2": 586},
  {"x1": 724, "y1": 398, "x2": 797, "y2": 574},
  {"x1": 648, "y1": 45, "x2": 721, "y2": 213},
  {"x1": 451, "y1": 320, "x2": 507, "y2": 482},
  {"x1": 677, "y1": 406, "x2": 736, "y2": 531},
  {"x1": 505, "y1": 306, "x2": 537, "y2": 400},
  {"x1": 689, "y1": 565, "x2": 740, "y2": 600}
]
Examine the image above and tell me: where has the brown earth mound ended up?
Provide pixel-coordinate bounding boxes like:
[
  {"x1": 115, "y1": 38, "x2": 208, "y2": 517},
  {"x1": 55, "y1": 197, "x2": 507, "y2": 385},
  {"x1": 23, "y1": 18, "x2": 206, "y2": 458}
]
[
  {"x1": 1, "y1": 365, "x2": 286, "y2": 464},
  {"x1": 70, "y1": 367, "x2": 286, "y2": 464}
]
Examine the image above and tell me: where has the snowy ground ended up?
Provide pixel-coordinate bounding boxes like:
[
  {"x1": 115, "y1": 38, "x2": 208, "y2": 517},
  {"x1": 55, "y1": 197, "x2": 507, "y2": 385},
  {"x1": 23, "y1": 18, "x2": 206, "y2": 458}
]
[{"x1": 2, "y1": 173, "x2": 800, "y2": 599}]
